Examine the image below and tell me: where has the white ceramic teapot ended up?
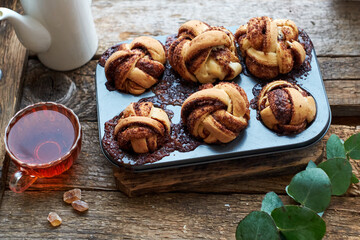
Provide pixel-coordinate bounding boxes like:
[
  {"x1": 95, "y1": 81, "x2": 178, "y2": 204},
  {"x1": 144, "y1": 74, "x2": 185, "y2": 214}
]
[{"x1": 0, "y1": 0, "x2": 98, "y2": 71}]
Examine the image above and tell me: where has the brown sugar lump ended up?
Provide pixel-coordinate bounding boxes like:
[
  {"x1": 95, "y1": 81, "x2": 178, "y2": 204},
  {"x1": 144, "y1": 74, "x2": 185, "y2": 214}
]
[
  {"x1": 104, "y1": 36, "x2": 166, "y2": 95},
  {"x1": 114, "y1": 102, "x2": 171, "y2": 153},
  {"x1": 235, "y1": 17, "x2": 306, "y2": 79},
  {"x1": 47, "y1": 212, "x2": 62, "y2": 227},
  {"x1": 71, "y1": 200, "x2": 89, "y2": 212},
  {"x1": 257, "y1": 80, "x2": 316, "y2": 134},
  {"x1": 63, "y1": 188, "x2": 81, "y2": 204},
  {"x1": 181, "y1": 82, "x2": 250, "y2": 144},
  {"x1": 167, "y1": 20, "x2": 242, "y2": 84}
]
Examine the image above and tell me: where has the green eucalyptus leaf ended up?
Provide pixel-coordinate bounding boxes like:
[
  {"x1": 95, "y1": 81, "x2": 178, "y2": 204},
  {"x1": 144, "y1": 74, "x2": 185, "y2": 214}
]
[
  {"x1": 327, "y1": 134, "x2": 346, "y2": 159},
  {"x1": 344, "y1": 133, "x2": 360, "y2": 159},
  {"x1": 261, "y1": 192, "x2": 284, "y2": 215},
  {"x1": 306, "y1": 160, "x2": 317, "y2": 169},
  {"x1": 287, "y1": 168, "x2": 331, "y2": 212},
  {"x1": 271, "y1": 205, "x2": 326, "y2": 240},
  {"x1": 318, "y1": 158, "x2": 352, "y2": 195},
  {"x1": 285, "y1": 185, "x2": 290, "y2": 197},
  {"x1": 236, "y1": 211, "x2": 280, "y2": 240},
  {"x1": 351, "y1": 173, "x2": 359, "y2": 184}
]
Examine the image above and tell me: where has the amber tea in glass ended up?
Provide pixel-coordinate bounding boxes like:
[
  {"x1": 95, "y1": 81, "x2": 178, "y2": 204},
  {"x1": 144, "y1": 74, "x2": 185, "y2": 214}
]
[{"x1": 4, "y1": 102, "x2": 82, "y2": 193}]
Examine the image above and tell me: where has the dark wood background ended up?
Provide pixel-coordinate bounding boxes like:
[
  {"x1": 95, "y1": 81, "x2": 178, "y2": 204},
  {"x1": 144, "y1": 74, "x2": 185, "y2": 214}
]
[{"x1": 0, "y1": 0, "x2": 359, "y2": 239}]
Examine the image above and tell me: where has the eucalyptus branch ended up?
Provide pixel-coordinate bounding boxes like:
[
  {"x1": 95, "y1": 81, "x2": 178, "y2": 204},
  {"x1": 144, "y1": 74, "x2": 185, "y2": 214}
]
[{"x1": 236, "y1": 133, "x2": 360, "y2": 240}]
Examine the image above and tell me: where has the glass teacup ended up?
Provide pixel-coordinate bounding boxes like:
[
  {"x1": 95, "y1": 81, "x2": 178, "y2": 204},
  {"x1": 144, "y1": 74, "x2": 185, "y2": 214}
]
[{"x1": 4, "y1": 102, "x2": 82, "y2": 193}]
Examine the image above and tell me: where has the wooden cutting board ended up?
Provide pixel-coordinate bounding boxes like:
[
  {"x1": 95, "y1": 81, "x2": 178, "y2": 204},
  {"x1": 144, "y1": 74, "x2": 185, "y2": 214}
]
[{"x1": 114, "y1": 141, "x2": 323, "y2": 197}]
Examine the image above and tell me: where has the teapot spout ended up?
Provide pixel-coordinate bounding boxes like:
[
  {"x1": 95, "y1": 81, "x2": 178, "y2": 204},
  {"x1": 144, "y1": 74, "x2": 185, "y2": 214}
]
[{"x1": 0, "y1": 7, "x2": 51, "y2": 53}]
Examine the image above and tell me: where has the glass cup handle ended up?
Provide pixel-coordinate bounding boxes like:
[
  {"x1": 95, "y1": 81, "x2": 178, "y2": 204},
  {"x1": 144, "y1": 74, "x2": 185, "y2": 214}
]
[{"x1": 9, "y1": 169, "x2": 38, "y2": 193}]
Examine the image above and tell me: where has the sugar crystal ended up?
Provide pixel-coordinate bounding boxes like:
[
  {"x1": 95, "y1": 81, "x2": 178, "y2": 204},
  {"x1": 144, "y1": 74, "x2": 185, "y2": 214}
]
[
  {"x1": 63, "y1": 188, "x2": 81, "y2": 204},
  {"x1": 47, "y1": 212, "x2": 62, "y2": 227},
  {"x1": 71, "y1": 200, "x2": 89, "y2": 212}
]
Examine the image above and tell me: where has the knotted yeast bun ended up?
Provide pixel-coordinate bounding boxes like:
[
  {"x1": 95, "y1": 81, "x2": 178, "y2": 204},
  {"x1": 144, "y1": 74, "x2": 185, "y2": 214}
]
[
  {"x1": 181, "y1": 82, "x2": 250, "y2": 144},
  {"x1": 235, "y1": 17, "x2": 306, "y2": 79},
  {"x1": 258, "y1": 80, "x2": 316, "y2": 134},
  {"x1": 105, "y1": 36, "x2": 166, "y2": 95},
  {"x1": 114, "y1": 102, "x2": 171, "y2": 153},
  {"x1": 168, "y1": 20, "x2": 242, "y2": 84}
]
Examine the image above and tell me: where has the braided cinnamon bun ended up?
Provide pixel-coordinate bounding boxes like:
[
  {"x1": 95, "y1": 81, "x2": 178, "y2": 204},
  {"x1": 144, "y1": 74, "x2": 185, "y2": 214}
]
[
  {"x1": 105, "y1": 36, "x2": 166, "y2": 95},
  {"x1": 181, "y1": 82, "x2": 250, "y2": 144},
  {"x1": 258, "y1": 80, "x2": 316, "y2": 134},
  {"x1": 114, "y1": 102, "x2": 171, "y2": 153},
  {"x1": 167, "y1": 20, "x2": 242, "y2": 84},
  {"x1": 235, "y1": 17, "x2": 306, "y2": 79}
]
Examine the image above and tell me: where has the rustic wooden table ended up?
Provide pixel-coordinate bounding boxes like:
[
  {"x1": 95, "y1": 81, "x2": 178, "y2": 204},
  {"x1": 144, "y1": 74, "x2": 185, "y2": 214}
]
[{"x1": 0, "y1": 0, "x2": 360, "y2": 239}]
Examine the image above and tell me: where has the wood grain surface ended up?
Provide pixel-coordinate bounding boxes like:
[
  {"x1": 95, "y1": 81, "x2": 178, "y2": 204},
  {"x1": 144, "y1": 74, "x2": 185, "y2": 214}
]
[
  {"x1": 0, "y1": 191, "x2": 359, "y2": 239},
  {"x1": 0, "y1": 0, "x2": 359, "y2": 239},
  {"x1": 92, "y1": 0, "x2": 360, "y2": 57},
  {"x1": 0, "y1": 0, "x2": 27, "y2": 199}
]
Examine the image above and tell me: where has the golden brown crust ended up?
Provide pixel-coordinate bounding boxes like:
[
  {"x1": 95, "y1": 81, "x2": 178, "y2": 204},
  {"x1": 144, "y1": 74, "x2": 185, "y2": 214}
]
[
  {"x1": 105, "y1": 36, "x2": 166, "y2": 95},
  {"x1": 114, "y1": 102, "x2": 171, "y2": 153},
  {"x1": 181, "y1": 82, "x2": 250, "y2": 144},
  {"x1": 168, "y1": 20, "x2": 242, "y2": 84},
  {"x1": 257, "y1": 80, "x2": 316, "y2": 134},
  {"x1": 235, "y1": 17, "x2": 306, "y2": 80}
]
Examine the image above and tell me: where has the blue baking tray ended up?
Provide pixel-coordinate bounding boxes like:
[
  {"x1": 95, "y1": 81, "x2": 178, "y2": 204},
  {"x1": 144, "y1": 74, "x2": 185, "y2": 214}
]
[{"x1": 96, "y1": 26, "x2": 331, "y2": 171}]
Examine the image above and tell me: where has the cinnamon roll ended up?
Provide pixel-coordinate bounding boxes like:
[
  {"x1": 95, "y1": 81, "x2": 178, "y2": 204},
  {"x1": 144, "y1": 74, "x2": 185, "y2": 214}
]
[
  {"x1": 167, "y1": 20, "x2": 242, "y2": 84},
  {"x1": 235, "y1": 17, "x2": 306, "y2": 79},
  {"x1": 258, "y1": 80, "x2": 316, "y2": 134},
  {"x1": 105, "y1": 36, "x2": 166, "y2": 95},
  {"x1": 181, "y1": 82, "x2": 250, "y2": 144},
  {"x1": 114, "y1": 102, "x2": 171, "y2": 153}
]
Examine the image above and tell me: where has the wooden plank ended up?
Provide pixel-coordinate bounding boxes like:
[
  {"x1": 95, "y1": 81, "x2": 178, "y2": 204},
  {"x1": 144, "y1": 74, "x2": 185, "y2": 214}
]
[
  {"x1": 332, "y1": 117, "x2": 360, "y2": 126},
  {"x1": 114, "y1": 141, "x2": 324, "y2": 197},
  {"x1": 0, "y1": 0, "x2": 27, "y2": 200},
  {"x1": 318, "y1": 57, "x2": 360, "y2": 80},
  {"x1": 6, "y1": 124, "x2": 359, "y2": 197},
  {"x1": 326, "y1": 80, "x2": 360, "y2": 104},
  {"x1": 92, "y1": 0, "x2": 360, "y2": 57},
  {"x1": 325, "y1": 80, "x2": 360, "y2": 116},
  {"x1": 0, "y1": 191, "x2": 359, "y2": 239}
]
